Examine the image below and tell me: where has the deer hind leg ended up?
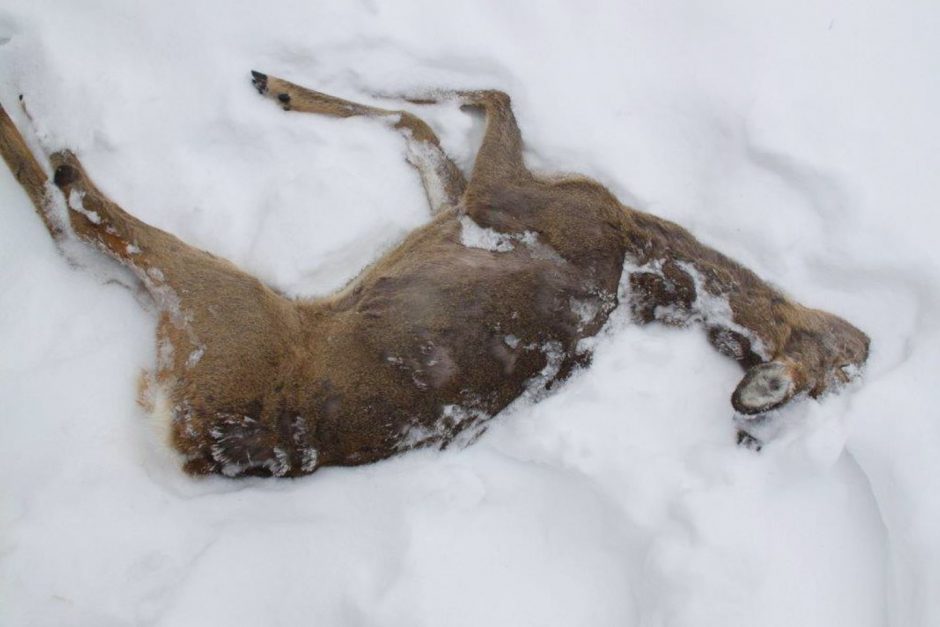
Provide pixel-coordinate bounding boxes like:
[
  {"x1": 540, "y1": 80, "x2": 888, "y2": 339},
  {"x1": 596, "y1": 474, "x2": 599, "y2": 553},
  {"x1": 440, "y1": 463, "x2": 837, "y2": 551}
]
[
  {"x1": 0, "y1": 101, "x2": 190, "y2": 301},
  {"x1": 0, "y1": 100, "x2": 65, "y2": 240},
  {"x1": 251, "y1": 71, "x2": 466, "y2": 215},
  {"x1": 1, "y1": 99, "x2": 204, "y2": 376},
  {"x1": 48, "y1": 151, "x2": 213, "y2": 302},
  {"x1": 386, "y1": 88, "x2": 532, "y2": 195},
  {"x1": 46, "y1": 147, "x2": 289, "y2": 338},
  {"x1": 50, "y1": 150, "x2": 299, "y2": 474},
  {"x1": 456, "y1": 90, "x2": 531, "y2": 194}
]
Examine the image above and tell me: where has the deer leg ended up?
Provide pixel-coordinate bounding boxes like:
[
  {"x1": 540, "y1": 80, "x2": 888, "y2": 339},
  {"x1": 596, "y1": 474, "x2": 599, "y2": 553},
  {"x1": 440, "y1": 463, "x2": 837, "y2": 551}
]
[
  {"x1": 1, "y1": 96, "x2": 285, "y2": 348},
  {"x1": 45, "y1": 149, "x2": 288, "y2": 329},
  {"x1": 398, "y1": 89, "x2": 532, "y2": 195},
  {"x1": 46, "y1": 150, "x2": 217, "y2": 291},
  {"x1": 250, "y1": 71, "x2": 466, "y2": 215},
  {"x1": 456, "y1": 90, "x2": 531, "y2": 194},
  {"x1": 2, "y1": 97, "x2": 215, "y2": 326},
  {"x1": 1, "y1": 98, "x2": 197, "y2": 287},
  {"x1": 0, "y1": 99, "x2": 65, "y2": 241},
  {"x1": 46, "y1": 149, "x2": 299, "y2": 474}
]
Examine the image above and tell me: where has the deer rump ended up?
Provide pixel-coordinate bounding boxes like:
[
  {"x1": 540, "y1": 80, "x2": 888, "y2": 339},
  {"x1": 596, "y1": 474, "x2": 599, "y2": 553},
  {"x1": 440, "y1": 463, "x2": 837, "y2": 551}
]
[{"x1": 0, "y1": 74, "x2": 869, "y2": 478}]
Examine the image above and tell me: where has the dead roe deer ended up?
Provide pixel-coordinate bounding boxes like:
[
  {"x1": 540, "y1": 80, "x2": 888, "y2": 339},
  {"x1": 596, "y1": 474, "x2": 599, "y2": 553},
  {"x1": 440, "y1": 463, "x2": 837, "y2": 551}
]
[{"x1": 0, "y1": 73, "x2": 869, "y2": 477}]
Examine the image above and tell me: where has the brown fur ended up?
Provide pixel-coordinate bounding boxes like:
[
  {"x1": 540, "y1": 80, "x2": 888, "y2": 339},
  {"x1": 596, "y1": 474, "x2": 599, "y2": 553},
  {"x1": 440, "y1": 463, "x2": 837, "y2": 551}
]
[{"x1": 0, "y1": 74, "x2": 869, "y2": 477}]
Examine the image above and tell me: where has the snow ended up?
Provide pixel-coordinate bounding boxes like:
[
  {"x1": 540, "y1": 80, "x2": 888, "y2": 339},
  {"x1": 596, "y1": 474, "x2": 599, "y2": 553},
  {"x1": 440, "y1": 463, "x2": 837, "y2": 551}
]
[
  {"x1": 459, "y1": 214, "x2": 517, "y2": 251},
  {"x1": 67, "y1": 189, "x2": 100, "y2": 225},
  {"x1": 1, "y1": 1, "x2": 938, "y2": 625}
]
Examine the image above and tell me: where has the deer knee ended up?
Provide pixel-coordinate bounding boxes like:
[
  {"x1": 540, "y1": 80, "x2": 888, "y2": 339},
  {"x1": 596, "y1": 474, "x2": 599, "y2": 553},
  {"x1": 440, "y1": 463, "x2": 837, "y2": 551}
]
[{"x1": 394, "y1": 112, "x2": 437, "y2": 144}]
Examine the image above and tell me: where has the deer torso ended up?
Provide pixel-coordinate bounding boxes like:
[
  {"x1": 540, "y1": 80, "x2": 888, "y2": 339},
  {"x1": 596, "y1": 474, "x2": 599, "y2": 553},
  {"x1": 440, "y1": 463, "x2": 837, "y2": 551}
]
[{"x1": 162, "y1": 183, "x2": 630, "y2": 477}]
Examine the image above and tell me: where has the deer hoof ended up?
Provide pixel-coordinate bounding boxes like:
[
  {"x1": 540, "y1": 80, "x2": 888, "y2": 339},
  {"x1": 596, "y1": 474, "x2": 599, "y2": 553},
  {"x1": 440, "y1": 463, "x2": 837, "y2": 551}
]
[
  {"x1": 250, "y1": 70, "x2": 268, "y2": 95},
  {"x1": 736, "y1": 429, "x2": 763, "y2": 451}
]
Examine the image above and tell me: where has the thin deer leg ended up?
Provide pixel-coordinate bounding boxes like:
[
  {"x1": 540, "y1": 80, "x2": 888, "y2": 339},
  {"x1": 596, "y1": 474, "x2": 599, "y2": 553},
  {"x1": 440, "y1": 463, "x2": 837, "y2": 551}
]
[
  {"x1": 1, "y1": 99, "x2": 211, "y2": 289},
  {"x1": 391, "y1": 89, "x2": 532, "y2": 195},
  {"x1": 0, "y1": 99, "x2": 64, "y2": 240},
  {"x1": 250, "y1": 71, "x2": 466, "y2": 215},
  {"x1": 457, "y1": 90, "x2": 531, "y2": 193}
]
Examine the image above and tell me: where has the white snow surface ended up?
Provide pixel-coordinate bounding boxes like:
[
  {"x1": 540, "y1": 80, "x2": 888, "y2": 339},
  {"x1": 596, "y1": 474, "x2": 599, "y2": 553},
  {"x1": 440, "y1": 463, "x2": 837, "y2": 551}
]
[{"x1": 1, "y1": 1, "x2": 938, "y2": 625}]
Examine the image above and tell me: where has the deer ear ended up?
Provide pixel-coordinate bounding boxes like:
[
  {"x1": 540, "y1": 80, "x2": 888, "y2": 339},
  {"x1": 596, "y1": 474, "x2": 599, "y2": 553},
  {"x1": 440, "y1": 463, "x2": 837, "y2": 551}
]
[{"x1": 731, "y1": 361, "x2": 800, "y2": 415}]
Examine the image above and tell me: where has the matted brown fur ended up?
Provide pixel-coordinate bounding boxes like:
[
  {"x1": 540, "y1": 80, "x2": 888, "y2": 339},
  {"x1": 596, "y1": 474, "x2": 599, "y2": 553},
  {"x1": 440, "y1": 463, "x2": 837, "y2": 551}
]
[{"x1": 0, "y1": 74, "x2": 869, "y2": 477}]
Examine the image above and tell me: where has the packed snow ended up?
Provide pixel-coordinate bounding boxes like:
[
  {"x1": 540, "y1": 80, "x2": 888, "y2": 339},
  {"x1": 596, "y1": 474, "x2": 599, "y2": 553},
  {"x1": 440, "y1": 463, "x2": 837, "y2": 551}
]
[{"x1": 1, "y1": 1, "x2": 938, "y2": 625}]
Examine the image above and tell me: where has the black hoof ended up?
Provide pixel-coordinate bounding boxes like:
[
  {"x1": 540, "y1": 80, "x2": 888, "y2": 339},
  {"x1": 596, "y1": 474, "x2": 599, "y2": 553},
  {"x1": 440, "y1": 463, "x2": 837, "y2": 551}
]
[
  {"x1": 250, "y1": 70, "x2": 268, "y2": 95},
  {"x1": 736, "y1": 429, "x2": 763, "y2": 451}
]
